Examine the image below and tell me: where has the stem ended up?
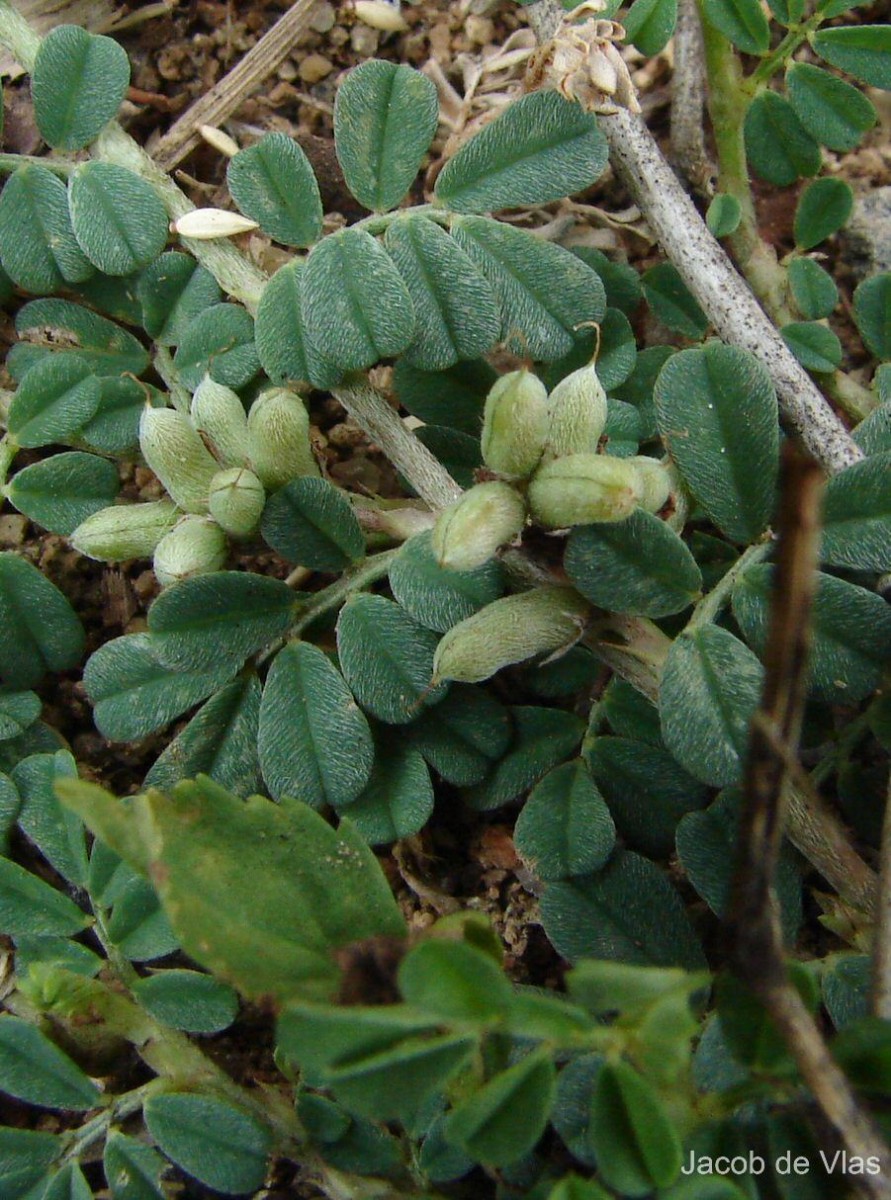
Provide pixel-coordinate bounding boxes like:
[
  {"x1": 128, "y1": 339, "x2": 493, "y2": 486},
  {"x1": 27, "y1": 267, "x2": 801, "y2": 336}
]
[
  {"x1": 746, "y1": 16, "x2": 824, "y2": 90},
  {"x1": 0, "y1": 152, "x2": 73, "y2": 176},
  {"x1": 288, "y1": 547, "x2": 400, "y2": 639},
  {"x1": 61, "y1": 1080, "x2": 164, "y2": 1161},
  {"x1": 153, "y1": 346, "x2": 192, "y2": 412},
  {"x1": 353, "y1": 204, "x2": 450, "y2": 236},
  {"x1": 685, "y1": 539, "x2": 773, "y2": 631},
  {"x1": 332, "y1": 382, "x2": 463, "y2": 510}
]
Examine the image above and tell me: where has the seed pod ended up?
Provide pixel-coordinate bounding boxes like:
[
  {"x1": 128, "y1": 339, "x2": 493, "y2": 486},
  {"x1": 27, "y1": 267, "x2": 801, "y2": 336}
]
[
  {"x1": 354, "y1": 0, "x2": 408, "y2": 31},
  {"x1": 480, "y1": 370, "x2": 550, "y2": 479},
  {"x1": 543, "y1": 361, "x2": 608, "y2": 461},
  {"x1": 528, "y1": 453, "x2": 642, "y2": 528},
  {"x1": 208, "y1": 467, "x2": 266, "y2": 538},
  {"x1": 153, "y1": 515, "x2": 228, "y2": 587},
  {"x1": 433, "y1": 586, "x2": 591, "y2": 684},
  {"x1": 70, "y1": 500, "x2": 179, "y2": 562},
  {"x1": 139, "y1": 406, "x2": 219, "y2": 514},
  {"x1": 626, "y1": 455, "x2": 672, "y2": 513},
  {"x1": 173, "y1": 209, "x2": 260, "y2": 239},
  {"x1": 432, "y1": 482, "x2": 527, "y2": 571},
  {"x1": 191, "y1": 375, "x2": 249, "y2": 468},
  {"x1": 247, "y1": 388, "x2": 320, "y2": 490}
]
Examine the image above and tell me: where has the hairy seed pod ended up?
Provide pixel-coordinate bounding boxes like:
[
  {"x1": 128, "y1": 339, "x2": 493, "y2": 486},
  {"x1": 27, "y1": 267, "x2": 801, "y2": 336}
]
[
  {"x1": 153, "y1": 515, "x2": 228, "y2": 587},
  {"x1": 626, "y1": 455, "x2": 672, "y2": 513},
  {"x1": 528, "y1": 453, "x2": 643, "y2": 528},
  {"x1": 70, "y1": 500, "x2": 179, "y2": 562},
  {"x1": 543, "y1": 361, "x2": 608, "y2": 461},
  {"x1": 139, "y1": 406, "x2": 219, "y2": 514},
  {"x1": 432, "y1": 482, "x2": 527, "y2": 571},
  {"x1": 247, "y1": 388, "x2": 320, "y2": 490},
  {"x1": 208, "y1": 467, "x2": 266, "y2": 538},
  {"x1": 480, "y1": 370, "x2": 550, "y2": 479},
  {"x1": 432, "y1": 586, "x2": 591, "y2": 684},
  {"x1": 191, "y1": 376, "x2": 249, "y2": 468}
]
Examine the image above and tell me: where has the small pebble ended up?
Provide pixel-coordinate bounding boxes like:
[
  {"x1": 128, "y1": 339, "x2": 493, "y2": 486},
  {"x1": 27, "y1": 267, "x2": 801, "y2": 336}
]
[
  {"x1": 350, "y1": 22, "x2": 380, "y2": 57},
  {"x1": 0, "y1": 514, "x2": 28, "y2": 547},
  {"x1": 299, "y1": 53, "x2": 334, "y2": 84},
  {"x1": 466, "y1": 15, "x2": 494, "y2": 45},
  {"x1": 309, "y1": 1, "x2": 337, "y2": 32}
]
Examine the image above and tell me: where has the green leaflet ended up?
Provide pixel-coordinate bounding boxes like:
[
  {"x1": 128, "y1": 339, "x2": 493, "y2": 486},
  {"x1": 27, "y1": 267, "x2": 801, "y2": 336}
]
[
  {"x1": 785, "y1": 63, "x2": 877, "y2": 153},
  {"x1": 301, "y1": 226, "x2": 415, "y2": 370},
  {"x1": 435, "y1": 90, "x2": 608, "y2": 214},
  {"x1": 565, "y1": 510, "x2": 702, "y2": 618},
  {"x1": 103, "y1": 1131, "x2": 167, "y2": 1200},
  {"x1": 144, "y1": 674, "x2": 262, "y2": 797},
  {"x1": 0, "y1": 553, "x2": 85, "y2": 689},
  {"x1": 0, "y1": 164, "x2": 93, "y2": 293},
  {"x1": 640, "y1": 263, "x2": 709, "y2": 339},
  {"x1": 0, "y1": 694, "x2": 40, "y2": 743},
  {"x1": 450, "y1": 215, "x2": 606, "y2": 360},
  {"x1": 388, "y1": 530, "x2": 505, "y2": 633},
  {"x1": 0, "y1": 855, "x2": 91, "y2": 937},
  {"x1": 132, "y1": 969, "x2": 238, "y2": 1033},
  {"x1": 383, "y1": 216, "x2": 501, "y2": 370},
  {"x1": 68, "y1": 163, "x2": 168, "y2": 276},
  {"x1": 464, "y1": 706, "x2": 585, "y2": 812},
  {"x1": 655, "y1": 343, "x2": 779, "y2": 543},
  {"x1": 794, "y1": 177, "x2": 853, "y2": 250},
  {"x1": 444, "y1": 1049, "x2": 557, "y2": 1166},
  {"x1": 732, "y1": 563, "x2": 891, "y2": 702},
  {"x1": 787, "y1": 256, "x2": 838, "y2": 320},
  {"x1": 588, "y1": 1060, "x2": 683, "y2": 1193},
  {"x1": 137, "y1": 252, "x2": 221, "y2": 346},
  {"x1": 513, "y1": 759, "x2": 615, "y2": 881},
  {"x1": 13, "y1": 296, "x2": 150, "y2": 379},
  {"x1": 147, "y1": 572, "x2": 297, "y2": 671},
  {"x1": 13, "y1": 750, "x2": 87, "y2": 886},
  {"x1": 105, "y1": 872, "x2": 180, "y2": 961},
  {"x1": 333, "y1": 59, "x2": 439, "y2": 213},
  {"x1": 744, "y1": 92, "x2": 821, "y2": 185},
  {"x1": 7, "y1": 451, "x2": 120, "y2": 536},
  {"x1": 407, "y1": 685, "x2": 511, "y2": 786},
  {"x1": 660, "y1": 625, "x2": 764, "y2": 787},
  {"x1": 706, "y1": 193, "x2": 743, "y2": 238},
  {"x1": 255, "y1": 259, "x2": 342, "y2": 389},
  {"x1": 0, "y1": 1016, "x2": 102, "y2": 1110},
  {"x1": 144, "y1": 1093, "x2": 271, "y2": 1196},
  {"x1": 40, "y1": 1162, "x2": 92, "y2": 1200},
  {"x1": 623, "y1": 0, "x2": 678, "y2": 55},
  {"x1": 781, "y1": 321, "x2": 842, "y2": 373},
  {"x1": 227, "y1": 131, "x2": 323, "y2": 246},
  {"x1": 0, "y1": 1128, "x2": 63, "y2": 1199},
  {"x1": 585, "y1": 736, "x2": 709, "y2": 858},
  {"x1": 853, "y1": 273, "x2": 891, "y2": 361},
  {"x1": 392, "y1": 357, "x2": 495, "y2": 435},
  {"x1": 340, "y1": 743, "x2": 433, "y2": 843},
  {"x1": 701, "y1": 0, "x2": 769, "y2": 54},
  {"x1": 539, "y1": 850, "x2": 706, "y2": 969},
  {"x1": 173, "y1": 303, "x2": 260, "y2": 391},
  {"x1": 260, "y1": 476, "x2": 365, "y2": 571},
  {"x1": 820, "y1": 450, "x2": 891, "y2": 571},
  {"x1": 83, "y1": 632, "x2": 237, "y2": 742},
  {"x1": 258, "y1": 642, "x2": 374, "y2": 809},
  {"x1": 822, "y1": 955, "x2": 871, "y2": 1031},
  {"x1": 7, "y1": 354, "x2": 101, "y2": 449},
  {"x1": 31, "y1": 24, "x2": 130, "y2": 150},
  {"x1": 336, "y1": 593, "x2": 448, "y2": 724},
  {"x1": 812, "y1": 27, "x2": 891, "y2": 91},
  {"x1": 398, "y1": 939, "x2": 512, "y2": 1024},
  {"x1": 677, "y1": 788, "x2": 802, "y2": 944}
]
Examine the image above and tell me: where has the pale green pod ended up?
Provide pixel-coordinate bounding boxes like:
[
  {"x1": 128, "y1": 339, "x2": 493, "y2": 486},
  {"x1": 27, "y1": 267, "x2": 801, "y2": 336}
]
[
  {"x1": 190, "y1": 375, "x2": 249, "y2": 468},
  {"x1": 528, "y1": 453, "x2": 643, "y2": 529},
  {"x1": 543, "y1": 361, "x2": 608, "y2": 461},
  {"x1": 432, "y1": 586, "x2": 591, "y2": 684},
  {"x1": 480, "y1": 370, "x2": 550, "y2": 479},
  {"x1": 70, "y1": 500, "x2": 179, "y2": 562},
  {"x1": 247, "y1": 387, "x2": 319, "y2": 490},
  {"x1": 139, "y1": 406, "x2": 219, "y2": 514},
  {"x1": 627, "y1": 455, "x2": 672, "y2": 513},
  {"x1": 153, "y1": 515, "x2": 228, "y2": 587},
  {"x1": 208, "y1": 467, "x2": 266, "y2": 538},
  {"x1": 432, "y1": 481, "x2": 527, "y2": 571}
]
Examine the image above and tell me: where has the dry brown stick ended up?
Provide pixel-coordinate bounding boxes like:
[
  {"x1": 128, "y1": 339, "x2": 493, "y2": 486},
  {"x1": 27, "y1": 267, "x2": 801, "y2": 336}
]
[
  {"x1": 730, "y1": 446, "x2": 891, "y2": 1195},
  {"x1": 670, "y1": 0, "x2": 714, "y2": 195},
  {"x1": 152, "y1": 0, "x2": 318, "y2": 173}
]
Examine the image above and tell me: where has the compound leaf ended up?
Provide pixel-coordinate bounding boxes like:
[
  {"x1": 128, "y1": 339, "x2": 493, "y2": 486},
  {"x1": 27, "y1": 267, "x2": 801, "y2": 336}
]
[{"x1": 0, "y1": 164, "x2": 93, "y2": 292}]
